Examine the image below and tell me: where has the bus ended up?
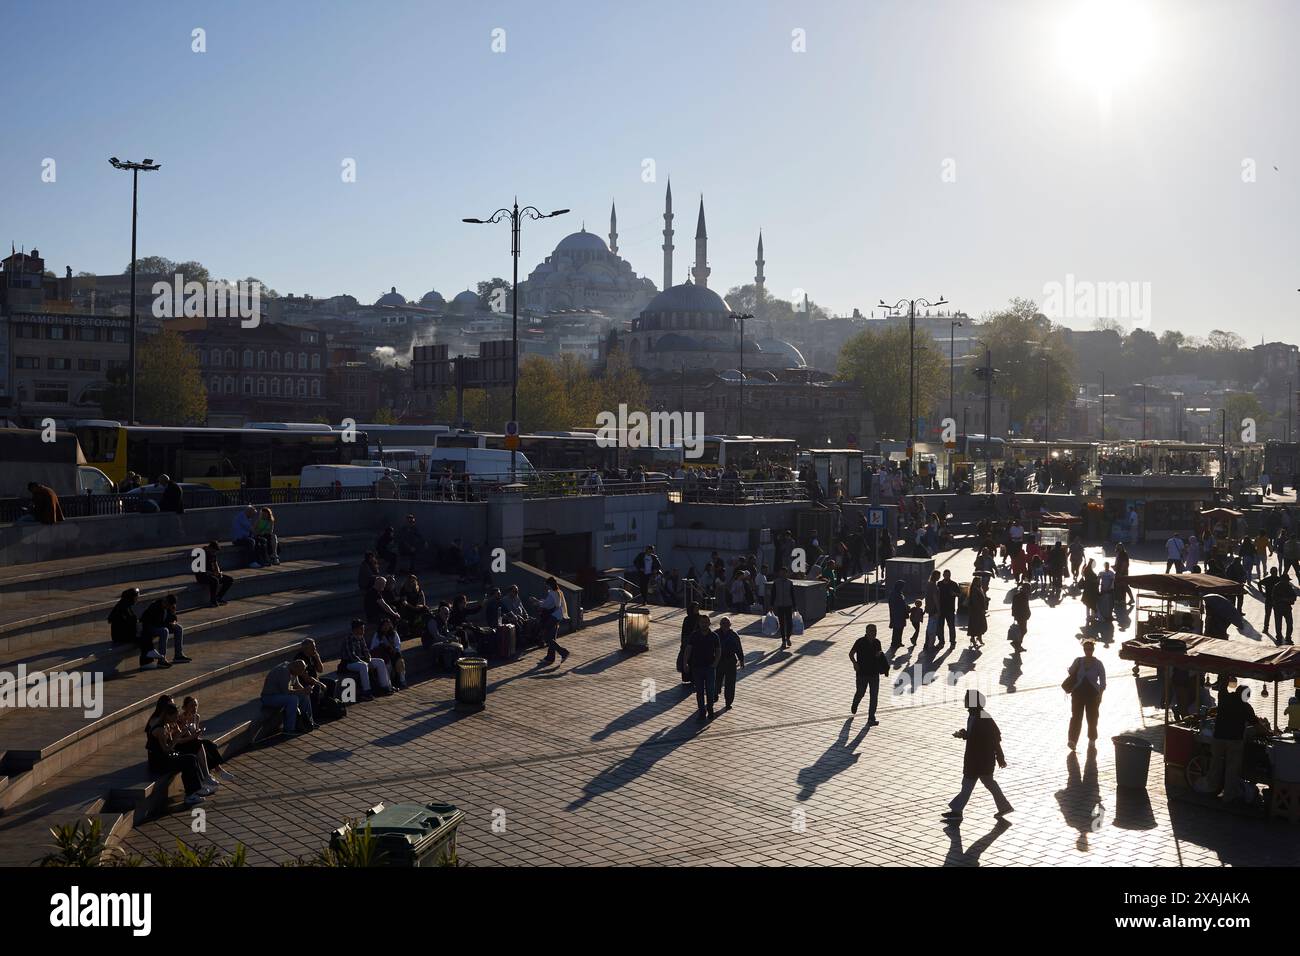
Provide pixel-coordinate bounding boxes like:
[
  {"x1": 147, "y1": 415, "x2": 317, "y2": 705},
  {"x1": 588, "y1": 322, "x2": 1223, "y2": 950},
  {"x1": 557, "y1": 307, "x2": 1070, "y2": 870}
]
[
  {"x1": 72, "y1": 421, "x2": 368, "y2": 489},
  {"x1": 332, "y1": 423, "x2": 485, "y2": 456},
  {"x1": 568, "y1": 427, "x2": 687, "y2": 472},
  {"x1": 482, "y1": 432, "x2": 611, "y2": 471},
  {"x1": 695, "y1": 436, "x2": 797, "y2": 473},
  {"x1": 0, "y1": 428, "x2": 116, "y2": 499}
]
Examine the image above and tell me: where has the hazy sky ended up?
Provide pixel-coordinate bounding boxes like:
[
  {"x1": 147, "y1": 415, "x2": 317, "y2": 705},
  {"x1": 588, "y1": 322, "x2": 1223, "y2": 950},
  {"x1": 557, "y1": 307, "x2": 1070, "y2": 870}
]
[{"x1": 3, "y1": 0, "x2": 1297, "y2": 340}]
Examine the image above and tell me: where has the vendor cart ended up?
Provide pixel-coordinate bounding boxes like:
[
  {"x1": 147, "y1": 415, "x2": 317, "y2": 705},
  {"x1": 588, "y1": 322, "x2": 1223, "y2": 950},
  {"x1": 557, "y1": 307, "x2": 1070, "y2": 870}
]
[
  {"x1": 1119, "y1": 633, "x2": 1300, "y2": 799},
  {"x1": 1124, "y1": 573, "x2": 1243, "y2": 647}
]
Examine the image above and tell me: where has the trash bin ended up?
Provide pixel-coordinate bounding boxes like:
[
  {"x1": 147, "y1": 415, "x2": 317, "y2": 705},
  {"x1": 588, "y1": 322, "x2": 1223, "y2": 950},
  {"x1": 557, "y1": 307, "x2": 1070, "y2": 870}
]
[
  {"x1": 334, "y1": 801, "x2": 464, "y2": 867},
  {"x1": 455, "y1": 656, "x2": 488, "y2": 710},
  {"x1": 620, "y1": 607, "x2": 650, "y2": 652},
  {"x1": 1113, "y1": 734, "x2": 1153, "y2": 789}
]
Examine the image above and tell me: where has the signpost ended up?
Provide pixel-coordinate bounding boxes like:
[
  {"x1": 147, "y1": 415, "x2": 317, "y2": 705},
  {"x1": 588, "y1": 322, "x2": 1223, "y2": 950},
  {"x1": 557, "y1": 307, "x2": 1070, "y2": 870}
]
[
  {"x1": 504, "y1": 420, "x2": 519, "y2": 452},
  {"x1": 867, "y1": 507, "x2": 886, "y2": 600}
]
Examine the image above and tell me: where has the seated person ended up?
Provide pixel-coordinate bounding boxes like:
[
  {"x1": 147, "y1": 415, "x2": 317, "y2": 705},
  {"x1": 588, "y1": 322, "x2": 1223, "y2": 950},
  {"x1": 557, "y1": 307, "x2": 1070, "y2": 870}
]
[
  {"x1": 141, "y1": 593, "x2": 189, "y2": 664},
  {"x1": 483, "y1": 587, "x2": 505, "y2": 627},
  {"x1": 259, "y1": 659, "x2": 316, "y2": 736},
  {"x1": 230, "y1": 505, "x2": 266, "y2": 566},
  {"x1": 364, "y1": 577, "x2": 402, "y2": 636},
  {"x1": 178, "y1": 695, "x2": 235, "y2": 782},
  {"x1": 195, "y1": 541, "x2": 234, "y2": 607},
  {"x1": 337, "y1": 618, "x2": 392, "y2": 700},
  {"x1": 396, "y1": 574, "x2": 431, "y2": 632},
  {"x1": 424, "y1": 602, "x2": 458, "y2": 645},
  {"x1": 661, "y1": 569, "x2": 683, "y2": 607},
  {"x1": 293, "y1": 638, "x2": 342, "y2": 714},
  {"x1": 370, "y1": 618, "x2": 407, "y2": 691},
  {"x1": 146, "y1": 700, "x2": 213, "y2": 805}
]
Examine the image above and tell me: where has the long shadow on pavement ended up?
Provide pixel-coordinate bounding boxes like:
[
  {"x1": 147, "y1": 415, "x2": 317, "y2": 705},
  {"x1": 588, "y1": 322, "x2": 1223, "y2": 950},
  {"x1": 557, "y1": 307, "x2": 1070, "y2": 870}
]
[{"x1": 794, "y1": 717, "x2": 870, "y2": 802}]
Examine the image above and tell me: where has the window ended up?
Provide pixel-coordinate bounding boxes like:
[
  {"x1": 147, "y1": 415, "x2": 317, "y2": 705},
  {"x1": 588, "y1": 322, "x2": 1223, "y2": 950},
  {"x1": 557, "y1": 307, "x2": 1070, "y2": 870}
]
[
  {"x1": 224, "y1": 349, "x2": 236, "y2": 367},
  {"x1": 243, "y1": 376, "x2": 253, "y2": 394},
  {"x1": 285, "y1": 352, "x2": 294, "y2": 370},
  {"x1": 270, "y1": 378, "x2": 281, "y2": 396},
  {"x1": 108, "y1": 359, "x2": 128, "y2": 371},
  {"x1": 47, "y1": 357, "x2": 71, "y2": 370},
  {"x1": 311, "y1": 353, "x2": 321, "y2": 370},
  {"x1": 15, "y1": 324, "x2": 37, "y2": 339},
  {"x1": 211, "y1": 350, "x2": 222, "y2": 368},
  {"x1": 48, "y1": 326, "x2": 67, "y2": 340},
  {"x1": 34, "y1": 382, "x2": 69, "y2": 403},
  {"x1": 224, "y1": 376, "x2": 236, "y2": 394},
  {"x1": 79, "y1": 359, "x2": 102, "y2": 372},
  {"x1": 297, "y1": 378, "x2": 307, "y2": 397},
  {"x1": 311, "y1": 379, "x2": 321, "y2": 397},
  {"x1": 78, "y1": 327, "x2": 98, "y2": 341},
  {"x1": 257, "y1": 377, "x2": 267, "y2": 395},
  {"x1": 16, "y1": 356, "x2": 40, "y2": 369},
  {"x1": 298, "y1": 353, "x2": 307, "y2": 370},
  {"x1": 257, "y1": 350, "x2": 266, "y2": 368},
  {"x1": 111, "y1": 329, "x2": 127, "y2": 343},
  {"x1": 210, "y1": 378, "x2": 220, "y2": 393},
  {"x1": 243, "y1": 349, "x2": 254, "y2": 368},
  {"x1": 271, "y1": 351, "x2": 281, "y2": 369}
]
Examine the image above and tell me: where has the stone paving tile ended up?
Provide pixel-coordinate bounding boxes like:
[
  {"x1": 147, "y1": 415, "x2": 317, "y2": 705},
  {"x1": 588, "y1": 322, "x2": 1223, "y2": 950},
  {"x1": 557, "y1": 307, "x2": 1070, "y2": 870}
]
[{"x1": 113, "y1": 541, "x2": 1300, "y2": 867}]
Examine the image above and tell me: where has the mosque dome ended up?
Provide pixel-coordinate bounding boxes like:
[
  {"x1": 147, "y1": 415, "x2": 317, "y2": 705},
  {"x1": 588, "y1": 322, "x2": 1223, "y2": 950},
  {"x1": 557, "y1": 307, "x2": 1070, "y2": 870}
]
[
  {"x1": 554, "y1": 229, "x2": 609, "y2": 254},
  {"x1": 419, "y1": 290, "x2": 446, "y2": 308},
  {"x1": 450, "y1": 289, "x2": 482, "y2": 312},
  {"x1": 642, "y1": 282, "x2": 731, "y2": 316},
  {"x1": 756, "y1": 338, "x2": 807, "y2": 367},
  {"x1": 375, "y1": 286, "x2": 406, "y2": 307}
]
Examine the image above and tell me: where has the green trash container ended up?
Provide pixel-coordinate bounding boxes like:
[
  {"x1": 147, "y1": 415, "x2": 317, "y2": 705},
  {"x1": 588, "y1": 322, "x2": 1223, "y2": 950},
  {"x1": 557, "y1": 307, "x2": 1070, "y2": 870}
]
[
  {"x1": 1113, "y1": 735, "x2": 1153, "y2": 789},
  {"x1": 334, "y1": 801, "x2": 465, "y2": 867}
]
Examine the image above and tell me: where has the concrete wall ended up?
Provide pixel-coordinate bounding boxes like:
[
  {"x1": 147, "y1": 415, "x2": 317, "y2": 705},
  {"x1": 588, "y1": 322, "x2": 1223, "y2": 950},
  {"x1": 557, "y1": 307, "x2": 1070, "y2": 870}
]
[{"x1": 598, "y1": 493, "x2": 666, "y2": 571}]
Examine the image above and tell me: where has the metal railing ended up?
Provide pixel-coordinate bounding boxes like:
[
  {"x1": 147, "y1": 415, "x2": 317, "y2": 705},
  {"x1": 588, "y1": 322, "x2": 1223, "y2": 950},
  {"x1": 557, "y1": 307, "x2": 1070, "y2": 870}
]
[{"x1": 678, "y1": 479, "x2": 808, "y2": 504}]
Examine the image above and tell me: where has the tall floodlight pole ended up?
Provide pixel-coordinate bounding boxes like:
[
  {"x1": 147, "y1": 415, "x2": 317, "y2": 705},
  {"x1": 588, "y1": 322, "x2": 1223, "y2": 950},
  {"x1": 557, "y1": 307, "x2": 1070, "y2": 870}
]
[
  {"x1": 880, "y1": 295, "x2": 947, "y2": 468},
  {"x1": 1141, "y1": 383, "x2": 1148, "y2": 440},
  {"x1": 1098, "y1": 370, "x2": 1106, "y2": 442},
  {"x1": 109, "y1": 157, "x2": 161, "y2": 424},
  {"x1": 731, "y1": 312, "x2": 753, "y2": 434},
  {"x1": 463, "y1": 201, "x2": 568, "y2": 480}
]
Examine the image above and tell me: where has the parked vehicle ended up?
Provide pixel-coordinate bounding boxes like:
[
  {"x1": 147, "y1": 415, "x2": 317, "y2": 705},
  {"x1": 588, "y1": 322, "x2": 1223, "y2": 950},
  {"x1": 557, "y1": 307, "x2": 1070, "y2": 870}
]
[{"x1": 300, "y1": 464, "x2": 407, "y2": 488}]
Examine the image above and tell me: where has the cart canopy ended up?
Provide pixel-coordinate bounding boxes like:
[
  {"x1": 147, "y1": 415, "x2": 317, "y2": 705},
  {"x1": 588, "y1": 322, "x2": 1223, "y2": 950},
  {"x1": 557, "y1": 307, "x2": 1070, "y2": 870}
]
[
  {"x1": 1038, "y1": 512, "x2": 1082, "y2": 525},
  {"x1": 1119, "y1": 632, "x2": 1300, "y2": 681},
  {"x1": 1199, "y1": 507, "x2": 1243, "y2": 521},
  {"x1": 1124, "y1": 573, "x2": 1243, "y2": 598}
]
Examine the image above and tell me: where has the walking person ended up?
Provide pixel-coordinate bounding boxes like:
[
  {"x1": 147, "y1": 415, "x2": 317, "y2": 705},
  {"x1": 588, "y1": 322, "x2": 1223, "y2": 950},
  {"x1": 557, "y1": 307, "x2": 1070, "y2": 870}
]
[
  {"x1": 937, "y1": 569, "x2": 960, "y2": 647},
  {"x1": 1098, "y1": 562, "x2": 1116, "y2": 624},
  {"x1": 1261, "y1": 565, "x2": 1280, "y2": 637},
  {"x1": 1272, "y1": 573, "x2": 1295, "y2": 645},
  {"x1": 966, "y1": 575, "x2": 989, "y2": 648},
  {"x1": 887, "y1": 580, "x2": 908, "y2": 653},
  {"x1": 1068, "y1": 536, "x2": 1085, "y2": 585},
  {"x1": 1080, "y1": 558, "x2": 1099, "y2": 627},
  {"x1": 942, "y1": 691, "x2": 1014, "y2": 823},
  {"x1": 924, "y1": 570, "x2": 942, "y2": 651},
  {"x1": 537, "y1": 576, "x2": 571, "y2": 664},
  {"x1": 849, "y1": 624, "x2": 887, "y2": 725},
  {"x1": 686, "y1": 614, "x2": 721, "y2": 722},
  {"x1": 713, "y1": 617, "x2": 745, "y2": 711},
  {"x1": 1010, "y1": 575, "x2": 1032, "y2": 652},
  {"x1": 1065, "y1": 640, "x2": 1106, "y2": 752},
  {"x1": 1114, "y1": 542, "x2": 1132, "y2": 609},
  {"x1": 1165, "y1": 533, "x2": 1185, "y2": 574},
  {"x1": 771, "y1": 566, "x2": 795, "y2": 650}
]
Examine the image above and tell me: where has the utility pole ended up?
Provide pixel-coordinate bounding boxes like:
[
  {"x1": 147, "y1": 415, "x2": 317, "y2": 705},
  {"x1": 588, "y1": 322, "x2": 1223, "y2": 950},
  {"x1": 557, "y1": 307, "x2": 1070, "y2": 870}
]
[{"x1": 109, "y1": 157, "x2": 161, "y2": 425}]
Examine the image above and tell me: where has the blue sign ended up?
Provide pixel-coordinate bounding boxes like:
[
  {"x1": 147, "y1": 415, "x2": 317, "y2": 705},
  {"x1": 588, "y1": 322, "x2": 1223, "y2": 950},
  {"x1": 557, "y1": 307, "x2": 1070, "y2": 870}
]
[{"x1": 867, "y1": 507, "x2": 886, "y2": 529}]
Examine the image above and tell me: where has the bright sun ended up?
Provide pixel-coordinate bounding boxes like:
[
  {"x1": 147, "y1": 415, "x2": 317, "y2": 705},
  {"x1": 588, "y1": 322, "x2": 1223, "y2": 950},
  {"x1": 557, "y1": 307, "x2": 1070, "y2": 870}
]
[{"x1": 1056, "y1": 0, "x2": 1157, "y2": 106}]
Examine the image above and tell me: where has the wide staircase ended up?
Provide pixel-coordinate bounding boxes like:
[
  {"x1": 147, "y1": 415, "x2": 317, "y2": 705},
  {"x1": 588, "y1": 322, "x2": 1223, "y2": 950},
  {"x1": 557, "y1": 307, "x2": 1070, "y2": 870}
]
[{"x1": 0, "y1": 530, "x2": 465, "y2": 865}]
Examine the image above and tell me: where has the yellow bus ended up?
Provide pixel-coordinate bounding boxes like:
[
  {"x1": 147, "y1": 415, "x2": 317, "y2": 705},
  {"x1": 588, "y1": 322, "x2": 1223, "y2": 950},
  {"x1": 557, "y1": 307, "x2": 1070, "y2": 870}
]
[{"x1": 72, "y1": 421, "x2": 368, "y2": 490}]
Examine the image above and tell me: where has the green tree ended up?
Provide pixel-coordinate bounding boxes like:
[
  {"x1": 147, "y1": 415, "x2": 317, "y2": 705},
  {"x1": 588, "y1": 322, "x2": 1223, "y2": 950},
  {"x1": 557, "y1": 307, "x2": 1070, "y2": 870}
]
[
  {"x1": 101, "y1": 330, "x2": 207, "y2": 424},
  {"x1": 593, "y1": 347, "x2": 647, "y2": 421},
  {"x1": 838, "y1": 324, "x2": 945, "y2": 440},
  {"x1": 123, "y1": 256, "x2": 210, "y2": 284},
  {"x1": 476, "y1": 278, "x2": 512, "y2": 312},
  {"x1": 1225, "y1": 393, "x2": 1267, "y2": 438},
  {"x1": 967, "y1": 298, "x2": 1075, "y2": 438}
]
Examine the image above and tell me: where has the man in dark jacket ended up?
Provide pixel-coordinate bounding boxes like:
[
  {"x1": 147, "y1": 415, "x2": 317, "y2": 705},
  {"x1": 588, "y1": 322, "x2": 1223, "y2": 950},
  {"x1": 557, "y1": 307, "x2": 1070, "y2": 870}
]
[
  {"x1": 141, "y1": 593, "x2": 189, "y2": 663},
  {"x1": 937, "y1": 569, "x2": 961, "y2": 646},
  {"x1": 943, "y1": 691, "x2": 1014, "y2": 822},
  {"x1": 849, "y1": 623, "x2": 886, "y2": 725},
  {"x1": 887, "y1": 580, "x2": 908, "y2": 652},
  {"x1": 713, "y1": 617, "x2": 745, "y2": 711},
  {"x1": 395, "y1": 514, "x2": 424, "y2": 573},
  {"x1": 194, "y1": 541, "x2": 233, "y2": 607},
  {"x1": 159, "y1": 474, "x2": 185, "y2": 514},
  {"x1": 686, "y1": 619, "x2": 721, "y2": 722},
  {"x1": 1272, "y1": 573, "x2": 1295, "y2": 645}
]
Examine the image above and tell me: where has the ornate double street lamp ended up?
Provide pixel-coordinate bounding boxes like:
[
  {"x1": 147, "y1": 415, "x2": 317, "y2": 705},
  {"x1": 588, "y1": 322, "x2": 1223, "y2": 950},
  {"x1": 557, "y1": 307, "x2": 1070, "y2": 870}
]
[
  {"x1": 463, "y1": 200, "x2": 568, "y2": 479},
  {"x1": 108, "y1": 156, "x2": 161, "y2": 425},
  {"x1": 879, "y1": 295, "x2": 947, "y2": 466}
]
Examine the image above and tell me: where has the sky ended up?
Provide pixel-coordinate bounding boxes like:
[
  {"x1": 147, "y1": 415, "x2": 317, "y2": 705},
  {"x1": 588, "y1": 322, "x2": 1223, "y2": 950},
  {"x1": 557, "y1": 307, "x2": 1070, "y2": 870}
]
[{"x1": 2, "y1": 0, "x2": 1297, "y2": 341}]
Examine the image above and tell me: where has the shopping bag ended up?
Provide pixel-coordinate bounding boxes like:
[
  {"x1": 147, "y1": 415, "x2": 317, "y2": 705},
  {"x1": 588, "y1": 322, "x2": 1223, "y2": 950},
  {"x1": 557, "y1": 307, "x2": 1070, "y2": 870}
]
[
  {"x1": 761, "y1": 611, "x2": 779, "y2": 637},
  {"x1": 791, "y1": 611, "x2": 805, "y2": 636}
]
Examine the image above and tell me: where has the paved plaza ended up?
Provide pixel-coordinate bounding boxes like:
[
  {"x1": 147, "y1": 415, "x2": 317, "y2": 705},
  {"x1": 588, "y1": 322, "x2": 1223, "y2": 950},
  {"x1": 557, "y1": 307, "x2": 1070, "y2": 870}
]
[{"x1": 120, "y1": 542, "x2": 1299, "y2": 867}]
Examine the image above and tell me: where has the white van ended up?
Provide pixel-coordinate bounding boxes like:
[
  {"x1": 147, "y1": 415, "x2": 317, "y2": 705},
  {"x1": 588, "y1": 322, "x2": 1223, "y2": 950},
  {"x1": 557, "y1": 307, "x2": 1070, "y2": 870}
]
[
  {"x1": 426, "y1": 447, "x2": 536, "y2": 480},
  {"x1": 300, "y1": 463, "x2": 407, "y2": 488}
]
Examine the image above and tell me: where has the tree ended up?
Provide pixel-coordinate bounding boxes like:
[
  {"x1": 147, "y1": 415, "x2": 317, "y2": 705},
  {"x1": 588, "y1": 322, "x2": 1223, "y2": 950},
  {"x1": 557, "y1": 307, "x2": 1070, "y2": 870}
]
[
  {"x1": 838, "y1": 324, "x2": 945, "y2": 439},
  {"x1": 1225, "y1": 393, "x2": 1267, "y2": 438},
  {"x1": 123, "y1": 256, "x2": 210, "y2": 284},
  {"x1": 476, "y1": 278, "x2": 512, "y2": 312},
  {"x1": 434, "y1": 387, "x2": 510, "y2": 430},
  {"x1": 1207, "y1": 329, "x2": 1245, "y2": 352},
  {"x1": 100, "y1": 330, "x2": 207, "y2": 424},
  {"x1": 594, "y1": 346, "x2": 647, "y2": 419},
  {"x1": 371, "y1": 407, "x2": 400, "y2": 425},
  {"x1": 967, "y1": 299, "x2": 1075, "y2": 438}
]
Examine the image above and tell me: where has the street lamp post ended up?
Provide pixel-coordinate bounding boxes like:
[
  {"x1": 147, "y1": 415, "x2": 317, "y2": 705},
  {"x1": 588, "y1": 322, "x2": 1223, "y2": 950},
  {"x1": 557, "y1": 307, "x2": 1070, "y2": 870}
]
[
  {"x1": 1141, "y1": 383, "x2": 1148, "y2": 440},
  {"x1": 109, "y1": 156, "x2": 161, "y2": 425},
  {"x1": 731, "y1": 312, "x2": 753, "y2": 434},
  {"x1": 1042, "y1": 353, "x2": 1050, "y2": 442},
  {"x1": 880, "y1": 295, "x2": 947, "y2": 467},
  {"x1": 1221, "y1": 407, "x2": 1228, "y2": 488},
  {"x1": 1098, "y1": 370, "x2": 1106, "y2": 442},
  {"x1": 463, "y1": 200, "x2": 568, "y2": 480}
]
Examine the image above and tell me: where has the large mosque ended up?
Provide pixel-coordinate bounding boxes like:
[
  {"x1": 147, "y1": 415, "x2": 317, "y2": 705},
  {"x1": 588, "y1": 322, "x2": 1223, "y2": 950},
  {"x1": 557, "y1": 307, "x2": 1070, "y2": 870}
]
[{"x1": 622, "y1": 181, "x2": 802, "y2": 373}]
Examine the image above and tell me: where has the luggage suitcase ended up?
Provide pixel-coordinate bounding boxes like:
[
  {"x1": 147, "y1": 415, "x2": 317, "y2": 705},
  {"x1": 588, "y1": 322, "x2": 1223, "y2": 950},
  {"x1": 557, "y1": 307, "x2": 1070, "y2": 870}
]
[{"x1": 487, "y1": 624, "x2": 516, "y2": 659}]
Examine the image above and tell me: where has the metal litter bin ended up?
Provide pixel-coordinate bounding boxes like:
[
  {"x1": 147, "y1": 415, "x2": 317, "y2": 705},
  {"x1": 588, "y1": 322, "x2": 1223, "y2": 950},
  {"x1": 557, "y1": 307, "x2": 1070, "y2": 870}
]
[
  {"x1": 620, "y1": 607, "x2": 650, "y2": 652},
  {"x1": 334, "y1": 801, "x2": 464, "y2": 867},
  {"x1": 455, "y1": 656, "x2": 488, "y2": 710},
  {"x1": 1113, "y1": 734, "x2": 1153, "y2": 789}
]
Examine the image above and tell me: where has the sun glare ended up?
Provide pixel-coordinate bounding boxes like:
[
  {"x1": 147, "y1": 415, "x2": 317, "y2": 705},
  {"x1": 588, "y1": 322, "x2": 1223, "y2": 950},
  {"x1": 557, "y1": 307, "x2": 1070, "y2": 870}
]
[{"x1": 1056, "y1": 0, "x2": 1157, "y2": 107}]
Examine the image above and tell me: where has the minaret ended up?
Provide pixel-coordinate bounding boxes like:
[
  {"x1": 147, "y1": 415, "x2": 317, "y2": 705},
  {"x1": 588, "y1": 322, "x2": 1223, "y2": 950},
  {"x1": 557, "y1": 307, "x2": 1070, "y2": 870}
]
[
  {"x1": 692, "y1": 196, "x2": 710, "y2": 289},
  {"x1": 609, "y1": 200, "x2": 618, "y2": 256},
  {"x1": 754, "y1": 230, "x2": 765, "y2": 292},
  {"x1": 662, "y1": 179, "x2": 674, "y2": 289}
]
